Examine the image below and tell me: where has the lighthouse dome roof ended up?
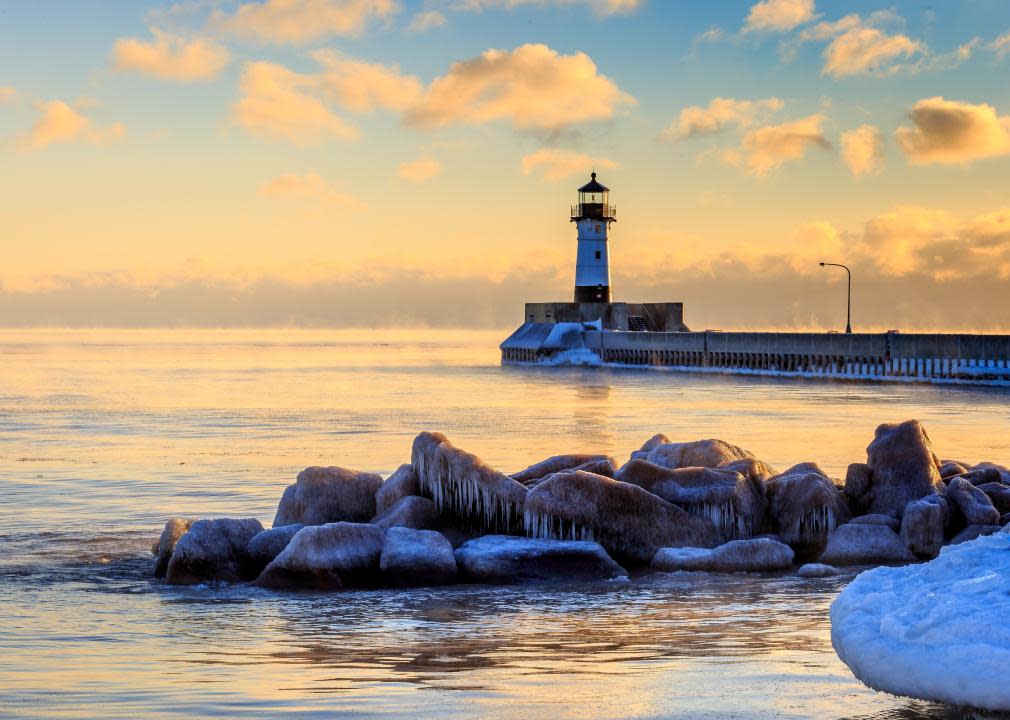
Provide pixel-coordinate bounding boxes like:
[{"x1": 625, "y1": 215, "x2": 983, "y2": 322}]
[{"x1": 577, "y1": 172, "x2": 609, "y2": 193}]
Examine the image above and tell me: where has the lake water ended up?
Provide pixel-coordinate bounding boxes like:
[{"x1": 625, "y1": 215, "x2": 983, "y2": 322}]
[{"x1": 2, "y1": 328, "x2": 1007, "y2": 720}]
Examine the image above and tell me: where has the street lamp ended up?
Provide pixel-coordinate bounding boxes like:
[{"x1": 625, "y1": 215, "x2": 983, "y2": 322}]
[{"x1": 819, "y1": 262, "x2": 852, "y2": 334}]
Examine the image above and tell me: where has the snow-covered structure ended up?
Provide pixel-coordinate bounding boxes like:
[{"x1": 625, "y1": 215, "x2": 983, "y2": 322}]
[{"x1": 831, "y1": 530, "x2": 1010, "y2": 712}]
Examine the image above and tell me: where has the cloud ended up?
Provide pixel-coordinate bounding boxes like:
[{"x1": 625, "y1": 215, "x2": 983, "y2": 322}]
[
  {"x1": 404, "y1": 43, "x2": 634, "y2": 132},
  {"x1": 821, "y1": 26, "x2": 924, "y2": 77},
  {"x1": 841, "y1": 124, "x2": 884, "y2": 177},
  {"x1": 111, "y1": 30, "x2": 229, "y2": 82},
  {"x1": 213, "y1": 0, "x2": 399, "y2": 44},
  {"x1": 0, "y1": 86, "x2": 15, "y2": 103},
  {"x1": 232, "y1": 61, "x2": 358, "y2": 144},
  {"x1": 895, "y1": 97, "x2": 1010, "y2": 165},
  {"x1": 454, "y1": 0, "x2": 641, "y2": 17},
  {"x1": 520, "y1": 148, "x2": 617, "y2": 182},
  {"x1": 725, "y1": 114, "x2": 831, "y2": 176},
  {"x1": 406, "y1": 10, "x2": 447, "y2": 32},
  {"x1": 663, "y1": 97, "x2": 783, "y2": 141},
  {"x1": 312, "y1": 50, "x2": 422, "y2": 112},
  {"x1": 743, "y1": 0, "x2": 816, "y2": 34},
  {"x1": 990, "y1": 32, "x2": 1010, "y2": 60},
  {"x1": 260, "y1": 171, "x2": 365, "y2": 208},
  {"x1": 398, "y1": 156, "x2": 442, "y2": 182},
  {"x1": 20, "y1": 100, "x2": 125, "y2": 150}
]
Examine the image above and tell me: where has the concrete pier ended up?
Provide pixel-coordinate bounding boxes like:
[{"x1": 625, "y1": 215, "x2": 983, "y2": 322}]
[{"x1": 501, "y1": 322, "x2": 1010, "y2": 385}]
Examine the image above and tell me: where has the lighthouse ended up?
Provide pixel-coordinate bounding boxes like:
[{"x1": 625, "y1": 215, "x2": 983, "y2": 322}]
[{"x1": 570, "y1": 172, "x2": 616, "y2": 303}]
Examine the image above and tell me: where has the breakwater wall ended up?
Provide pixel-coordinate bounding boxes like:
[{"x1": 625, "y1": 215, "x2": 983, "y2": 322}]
[{"x1": 500, "y1": 323, "x2": 1010, "y2": 384}]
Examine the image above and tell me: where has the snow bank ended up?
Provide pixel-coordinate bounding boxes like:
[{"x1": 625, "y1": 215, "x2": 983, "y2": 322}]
[
  {"x1": 539, "y1": 347, "x2": 602, "y2": 366},
  {"x1": 831, "y1": 529, "x2": 1010, "y2": 711}
]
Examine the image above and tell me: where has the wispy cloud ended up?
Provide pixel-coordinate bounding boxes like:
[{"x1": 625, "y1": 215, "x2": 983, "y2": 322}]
[
  {"x1": 841, "y1": 124, "x2": 884, "y2": 177},
  {"x1": 742, "y1": 0, "x2": 816, "y2": 34},
  {"x1": 20, "y1": 100, "x2": 125, "y2": 150},
  {"x1": 398, "y1": 156, "x2": 442, "y2": 182},
  {"x1": 520, "y1": 148, "x2": 617, "y2": 182},
  {"x1": 454, "y1": 0, "x2": 641, "y2": 18},
  {"x1": 260, "y1": 171, "x2": 366, "y2": 208},
  {"x1": 405, "y1": 10, "x2": 447, "y2": 32},
  {"x1": 212, "y1": 0, "x2": 399, "y2": 45},
  {"x1": 663, "y1": 97, "x2": 783, "y2": 141},
  {"x1": 111, "y1": 30, "x2": 229, "y2": 82}
]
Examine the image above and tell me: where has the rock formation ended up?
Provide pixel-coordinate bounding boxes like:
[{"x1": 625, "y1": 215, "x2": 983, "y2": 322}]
[
  {"x1": 899, "y1": 496, "x2": 946, "y2": 558},
  {"x1": 455, "y1": 535, "x2": 626, "y2": 582},
  {"x1": 946, "y1": 477, "x2": 1001, "y2": 526},
  {"x1": 152, "y1": 517, "x2": 192, "y2": 578},
  {"x1": 511, "y1": 454, "x2": 616, "y2": 485},
  {"x1": 254, "y1": 522, "x2": 385, "y2": 590},
  {"x1": 371, "y1": 495, "x2": 439, "y2": 531},
  {"x1": 818, "y1": 524, "x2": 915, "y2": 565},
  {"x1": 411, "y1": 431, "x2": 528, "y2": 534},
  {"x1": 645, "y1": 439, "x2": 754, "y2": 470},
  {"x1": 851, "y1": 420, "x2": 945, "y2": 518},
  {"x1": 524, "y1": 469, "x2": 717, "y2": 564},
  {"x1": 651, "y1": 538, "x2": 794, "y2": 572},
  {"x1": 765, "y1": 465, "x2": 849, "y2": 554},
  {"x1": 165, "y1": 517, "x2": 264, "y2": 585},
  {"x1": 247, "y1": 524, "x2": 304, "y2": 572},
  {"x1": 374, "y1": 464, "x2": 419, "y2": 516},
  {"x1": 379, "y1": 527, "x2": 457, "y2": 586},
  {"x1": 274, "y1": 466, "x2": 383, "y2": 527},
  {"x1": 615, "y1": 460, "x2": 763, "y2": 540}
]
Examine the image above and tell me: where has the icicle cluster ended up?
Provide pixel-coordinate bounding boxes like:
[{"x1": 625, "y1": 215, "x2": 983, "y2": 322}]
[
  {"x1": 524, "y1": 509, "x2": 596, "y2": 542},
  {"x1": 682, "y1": 500, "x2": 750, "y2": 541},
  {"x1": 412, "y1": 432, "x2": 527, "y2": 534},
  {"x1": 788, "y1": 505, "x2": 836, "y2": 544}
]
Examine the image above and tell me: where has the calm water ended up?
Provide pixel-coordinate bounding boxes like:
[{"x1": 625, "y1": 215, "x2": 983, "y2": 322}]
[{"x1": 2, "y1": 328, "x2": 1008, "y2": 720}]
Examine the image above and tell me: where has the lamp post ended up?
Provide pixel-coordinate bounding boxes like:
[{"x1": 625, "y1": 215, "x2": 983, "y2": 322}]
[{"x1": 819, "y1": 262, "x2": 852, "y2": 334}]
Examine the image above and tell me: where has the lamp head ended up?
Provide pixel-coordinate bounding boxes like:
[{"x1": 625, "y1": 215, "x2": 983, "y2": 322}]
[{"x1": 819, "y1": 262, "x2": 825, "y2": 266}]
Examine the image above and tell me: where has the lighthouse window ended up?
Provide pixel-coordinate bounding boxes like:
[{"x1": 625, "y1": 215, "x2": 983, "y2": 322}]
[
  {"x1": 595, "y1": 224, "x2": 601, "y2": 232},
  {"x1": 595, "y1": 251, "x2": 601, "y2": 260}
]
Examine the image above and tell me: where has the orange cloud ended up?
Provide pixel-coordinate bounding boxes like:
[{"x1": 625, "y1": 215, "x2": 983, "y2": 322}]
[
  {"x1": 456, "y1": 0, "x2": 641, "y2": 17},
  {"x1": 398, "y1": 156, "x2": 442, "y2": 182},
  {"x1": 404, "y1": 43, "x2": 634, "y2": 131},
  {"x1": 233, "y1": 61, "x2": 358, "y2": 144},
  {"x1": 111, "y1": 30, "x2": 229, "y2": 82},
  {"x1": 896, "y1": 97, "x2": 1010, "y2": 165},
  {"x1": 0, "y1": 86, "x2": 15, "y2": 103},
  {"x1": 521, "y1": 148, "x2": 617, "y2": 182},
  {"x1": 405, "y1": 10, "x2": 446, "y2": 32},
  {"x1": 841, "y1": 124, "x2": 884, "y2": 177},
  {"x1": 213, "y1": 0, "x2": 399, "y2": 44},
  {"x1": 260, "y1": 171, "x2": 365, "y2": 209},
  {"x1": 663, "y1": 97, "x2": 783, "y2": 141},
  {"x1": 990, "y1": 32, "x2": 1010, "y2": 60},
  {"x1": 822, "y1": 26, "x2": 924, "y2": 77},
  {"x1": 743, "y1": 0, "x2": 815, "y2": 33},
  {"x1": 20, "y1": 100, "x2": 125, "y2": 150},
  {"x1": 731, "y1": 114, "x2": 831, "y2": 176},
  {"x1": 312, "y1": 51, "x2": 422, "y2": 112}
]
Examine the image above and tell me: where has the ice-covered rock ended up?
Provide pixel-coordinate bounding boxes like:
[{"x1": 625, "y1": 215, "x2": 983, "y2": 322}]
[
  {"x1": 899, "y1": 496, "x2": 947, "y2": 559},
  {"x1": 650, "y1": 538, "x2": 794, "y2": 573},
  {"x1": 765, "y1": 464, "x2": 849, "y2": 554},
  {"x1": 254, "y1": 522, "x2": 385, "y2": 590},
  {"x1": 818, "y1": 524, "x2": 915, "y2": 566},
  {"x1": 511, "y1": 454, "x2": 616, "y2": 485},
  {"x1": 374, "y1": 464, "x2": 419, "y2": 516},
  {"x1": 274, "y1": 466, "x2": 384, "y2": 527},
  {"x1": 627, "y1": 433, "x2": 670, "y2": 463},
  {"x1": 948, "y1": 524, "x2": 1001, "y2": 545},
  {"x1": 946, "y1": 477, "x2": 1001, "y2": 526},
  {"x1": 938, "y1": 460, "x2": 969, "y2": 479},
  {"x1": 717, "y1": 457, "x2": 776, "y2": 486},
  {"x1": 165, "y1": 517, "x2": 264, "y2": 585},
  {"x1": 247, "y1": 524, "x2": 304, "y2": 572},
  {"x1": 971, "y1": 461, "x2": 1010, "y2": 484},
  {"x1": 379, "y1": 527, "x2": 456, "y2": 586},
  {"x1": 524, "y1": 469, "x2": 717, "y2": 565},
  {"x1": 645, "y1": 439, "x2": 754, "y2": 470},
  {"x1": 152, "y1": 517, "x2": 192, "y2": 578},
  {"x1": 411, "y1": 431, "x2": 527, "y2": 534},
  {"x1": 455, "y1": 535, "x2": 626, "y2": 583},
  {"x1": 957, "y1": 466, "x2": 1004, "y2": 487},
  {"x1": 797, "y1": 563, "x2": 840, "y2": 578},
  {"x1": 831, "y1": 531, "x2": 1010, "y2": 712},
  {"x1": 615, "y1": 460, "x2": 762, "y2": 541},
  {"x1": 978, "y1": 482, "x2": 1010, "y2": 515},
  {"x1": 849, "y1": 514, "x2": 899, "y2": 531},
  {"x1": 371, "y1": 495, "x2": 439, "y2": 531},
  {"x1": 853, "y1": 420, "x2": 945, "y2": 518}
]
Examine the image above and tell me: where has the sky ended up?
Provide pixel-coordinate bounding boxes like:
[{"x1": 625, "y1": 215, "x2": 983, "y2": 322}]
[{"x1": 4, "y1": 0, "x2": 1010, "y2": 329}]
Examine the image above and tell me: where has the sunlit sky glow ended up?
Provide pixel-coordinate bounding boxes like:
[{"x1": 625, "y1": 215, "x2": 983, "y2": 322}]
[{"x1": 4, "y1": 0, "x2": 1010, "y2": 329}]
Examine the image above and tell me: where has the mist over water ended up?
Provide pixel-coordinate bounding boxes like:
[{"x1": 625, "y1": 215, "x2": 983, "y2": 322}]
[{"x1": 2, "y1": 328, "x2": 1006, "y2": 719}]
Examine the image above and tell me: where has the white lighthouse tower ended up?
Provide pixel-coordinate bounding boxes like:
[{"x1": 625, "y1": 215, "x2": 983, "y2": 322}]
[{"x1": 571, "y1": 172, "x2": 615, "y2": 303}]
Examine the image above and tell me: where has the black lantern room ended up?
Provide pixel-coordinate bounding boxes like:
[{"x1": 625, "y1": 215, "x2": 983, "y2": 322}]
[{"x1": 570, "y1": 172, "x2": 617, "y2": 222}]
